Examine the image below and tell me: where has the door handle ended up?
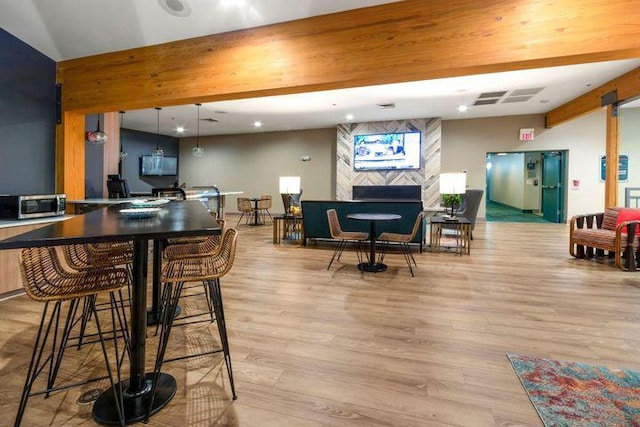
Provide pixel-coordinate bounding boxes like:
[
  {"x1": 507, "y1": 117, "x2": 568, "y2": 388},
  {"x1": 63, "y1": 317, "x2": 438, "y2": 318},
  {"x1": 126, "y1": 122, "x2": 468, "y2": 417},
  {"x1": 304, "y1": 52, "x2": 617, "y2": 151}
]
[{"x1": 542, "y1": 185, "x2": 556, "y2": 189}]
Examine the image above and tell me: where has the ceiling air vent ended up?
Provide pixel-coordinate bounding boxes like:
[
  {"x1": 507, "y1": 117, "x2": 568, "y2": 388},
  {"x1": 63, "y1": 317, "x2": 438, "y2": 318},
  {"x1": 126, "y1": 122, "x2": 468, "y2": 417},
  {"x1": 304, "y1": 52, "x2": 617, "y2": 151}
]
[
  {"x1": 200, "y1": 118, "x2": 219, "y2": 123},
  {"x1": 473, "y1": 99, "x2": 499, "y2": 106},
  {"x1": 377, "y1": 103, "x2": 396, "y2": 109},
  {"x1": 501, "y1": 96, "x2": 533, "y2": 103},
  {"x1": 478, "y1": 91, "x2": 507, "y2": 99},
  {"x1": 510, "y1": 87, "x2": 544, "y2": 96}
]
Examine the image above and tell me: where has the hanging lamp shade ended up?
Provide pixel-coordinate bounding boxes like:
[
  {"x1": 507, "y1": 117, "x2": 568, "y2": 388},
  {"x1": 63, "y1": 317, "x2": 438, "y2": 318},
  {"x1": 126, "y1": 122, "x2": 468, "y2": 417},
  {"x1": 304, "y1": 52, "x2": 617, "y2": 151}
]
[
  {"x1": 86, "y1": 115, "x2": 107, "y2": 145},
  {"x1": 192, "y1": 103, "x2": 204, "y2": 157},
  {"x1": 119, "y1": 111, "x2": 128, "y2": 161},
  {"x1": 152, "y1": 107, "x2": 164, "y2": 158}
]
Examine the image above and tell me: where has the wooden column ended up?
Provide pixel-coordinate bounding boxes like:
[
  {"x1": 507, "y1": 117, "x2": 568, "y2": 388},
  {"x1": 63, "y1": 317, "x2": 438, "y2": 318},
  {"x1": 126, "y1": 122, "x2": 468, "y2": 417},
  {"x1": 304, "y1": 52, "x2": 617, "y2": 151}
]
[
  {"x1": 55, "y1": 110, "x2": 85, "y2": 200},
  {"x1": 604, "y1": 104, "x2": 619, "y2": 208},
  {"x1": 102, "y1": 111, "x2": 120, "y2": 198}
]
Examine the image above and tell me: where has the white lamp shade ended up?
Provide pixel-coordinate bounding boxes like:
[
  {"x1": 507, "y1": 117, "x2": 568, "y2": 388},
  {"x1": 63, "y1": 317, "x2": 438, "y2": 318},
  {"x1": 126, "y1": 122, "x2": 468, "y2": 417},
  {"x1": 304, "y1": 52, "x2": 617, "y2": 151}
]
[
  {"x1": 279, "y1": 176, "x2": 301, "y2": 194},
  {"x1": 439, "y1": 172, "x2": 466, "y2": 194}
]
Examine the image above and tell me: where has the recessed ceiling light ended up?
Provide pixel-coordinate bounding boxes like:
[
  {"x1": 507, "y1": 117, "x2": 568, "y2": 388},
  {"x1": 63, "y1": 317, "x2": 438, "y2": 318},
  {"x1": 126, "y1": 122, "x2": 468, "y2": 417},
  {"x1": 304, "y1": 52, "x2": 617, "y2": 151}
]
[
  {"x1": 175, "y1": 126, "x2": 185, "y2": 133},
  {"x1": 157, "y1": 0, "x2": 191, "y2": 17},
  {"x1": 457, "y1": 105, "x2": 468, "y2": 112},
  {"x1": 346, "y1": 114, "x2": 354, "y2": 121},
  {"x1": 253, "y1": 121, "x2": 262, "y2": 128}
]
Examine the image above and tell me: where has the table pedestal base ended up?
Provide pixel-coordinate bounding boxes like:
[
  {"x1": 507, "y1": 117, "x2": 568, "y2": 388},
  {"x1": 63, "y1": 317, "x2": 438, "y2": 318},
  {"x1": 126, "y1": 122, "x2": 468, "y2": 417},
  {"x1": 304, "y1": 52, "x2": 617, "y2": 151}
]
[
  {"x1": 93, "y1": 373, "x2": 176, "y2": 425},
  {"x1": 357, "y1": 262, "x2": 388, "y2": 273},
  {"x1": 147, "y1": 306, "x2": 182, "y2": 326}
]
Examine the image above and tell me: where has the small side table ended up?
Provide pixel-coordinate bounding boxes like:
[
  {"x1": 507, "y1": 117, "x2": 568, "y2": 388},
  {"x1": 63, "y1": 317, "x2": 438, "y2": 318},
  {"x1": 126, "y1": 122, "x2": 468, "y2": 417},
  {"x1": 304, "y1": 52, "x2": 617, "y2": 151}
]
[
  {"x1": 273, "y1": 215, "x2": 304, "y2": 244},
  {"x1": 430, "y1": 216, "x2": 471, "y2": 255}
]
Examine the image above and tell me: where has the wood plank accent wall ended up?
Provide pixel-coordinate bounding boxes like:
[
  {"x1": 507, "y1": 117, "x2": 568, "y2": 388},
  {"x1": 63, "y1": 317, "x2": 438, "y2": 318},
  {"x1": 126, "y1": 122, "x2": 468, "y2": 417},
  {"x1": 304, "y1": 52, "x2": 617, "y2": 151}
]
[
  {"x1": 54, "y1": 0, "x2": 640, "y2": 198},
  {"x1": 336, "y1": 119, "x2": 441, "y2": 206}
]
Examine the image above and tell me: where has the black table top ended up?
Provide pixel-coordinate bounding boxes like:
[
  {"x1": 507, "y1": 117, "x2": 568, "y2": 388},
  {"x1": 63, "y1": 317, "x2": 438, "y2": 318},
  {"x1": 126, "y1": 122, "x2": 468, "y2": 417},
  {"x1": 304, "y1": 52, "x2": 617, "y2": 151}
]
[
  {"x1": 431, "y1": 215, "x2": 471, "y2": 225},
  {"x1": 0, "y1": 200, "x2": 220, "y2": 250},
  {"x1": 347, "y1": 213, "x2": 402, "y2": 221}
]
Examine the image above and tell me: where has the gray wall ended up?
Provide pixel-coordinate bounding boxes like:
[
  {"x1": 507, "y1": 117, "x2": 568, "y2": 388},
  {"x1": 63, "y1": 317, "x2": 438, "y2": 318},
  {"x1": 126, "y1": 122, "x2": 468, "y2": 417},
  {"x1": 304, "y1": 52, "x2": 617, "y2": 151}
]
[
  {"x1": 619, "y1": 107, "x2": 640, "y2": 204},
  {"x1": 120, "y1": 128, "x2": 180, "y2": 194},
  {"x1": 179, "y1": 128, "x2": 336, "y2": 213},
  {"x1": 84, "y1": 114, "x2": 105, "y2": 198},
  {"x1": 0, "y1": 28, "x2": 56, "y2": 195}
]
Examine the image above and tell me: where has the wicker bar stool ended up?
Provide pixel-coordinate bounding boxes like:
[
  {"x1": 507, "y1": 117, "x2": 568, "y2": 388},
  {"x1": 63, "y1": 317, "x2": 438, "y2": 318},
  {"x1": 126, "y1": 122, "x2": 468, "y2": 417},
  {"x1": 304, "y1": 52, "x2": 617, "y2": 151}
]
[
  {"x1": 163, "y1": 219, "x2": 226, "y2": 261},
  {"x1": 61, "y1": 242, "x2": 133, "y2": 349},
  {"x1": 61, "y1": 242, "x2": 133, "y2": 272},
  {"x1": 146, "y1": 228, "x2": 238, "y2": 419},
  {"x1": 159, "y1": 219, "x2": 226, "y2": 328},
  {"x1": 15, "y1": 246, "x2": 130, "y2": 427}
]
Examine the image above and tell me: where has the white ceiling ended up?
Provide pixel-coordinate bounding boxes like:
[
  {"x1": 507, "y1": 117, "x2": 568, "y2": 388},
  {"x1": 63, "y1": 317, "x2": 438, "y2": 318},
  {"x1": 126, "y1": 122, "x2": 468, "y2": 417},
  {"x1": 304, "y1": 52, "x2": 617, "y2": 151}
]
[{"x1": 2, "y1": 0, "x2": 639, "y2": 137}]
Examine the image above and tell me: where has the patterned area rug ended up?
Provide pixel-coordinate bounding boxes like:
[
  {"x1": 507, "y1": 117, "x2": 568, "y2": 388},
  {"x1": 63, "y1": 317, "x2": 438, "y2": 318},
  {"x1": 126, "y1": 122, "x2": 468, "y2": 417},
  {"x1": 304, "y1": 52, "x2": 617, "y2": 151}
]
[{"x1": 507, "y1": 353, "x2": 640, "y2": 426}]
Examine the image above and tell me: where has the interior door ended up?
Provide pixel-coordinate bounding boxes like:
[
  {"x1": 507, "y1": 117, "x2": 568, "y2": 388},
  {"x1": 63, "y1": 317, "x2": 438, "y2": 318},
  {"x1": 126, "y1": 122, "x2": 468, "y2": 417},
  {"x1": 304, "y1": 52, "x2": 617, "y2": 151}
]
[{"x1": 541, "y1": 152, "x2": 563, "y2": 223}]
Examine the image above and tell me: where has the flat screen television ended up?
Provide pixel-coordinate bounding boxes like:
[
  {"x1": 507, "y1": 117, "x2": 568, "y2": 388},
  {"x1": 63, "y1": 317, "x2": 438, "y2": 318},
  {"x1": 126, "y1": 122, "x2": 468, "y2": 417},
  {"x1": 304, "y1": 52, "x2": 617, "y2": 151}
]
[
  {"x1": 139, "y1": 155, "x2": 178, "y2": 176},
  {"x1": 353, "y1": 131, "x2": 421, "y2": 171}
]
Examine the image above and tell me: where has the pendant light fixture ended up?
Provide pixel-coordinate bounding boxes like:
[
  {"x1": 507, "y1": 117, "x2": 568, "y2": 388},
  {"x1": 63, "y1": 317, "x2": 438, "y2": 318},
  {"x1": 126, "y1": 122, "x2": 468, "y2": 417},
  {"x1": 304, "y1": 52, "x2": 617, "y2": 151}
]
[
  {"x1": 86, "y1": 114, "x2": 108, "y2": 145},
  {"x1": 118, "y1": 111, "x2": 128, "y2": 161},
  {"x1": 192, "y1": 103, "x2": 204, "y2": 157},
  {"x1": 152, "y1": 107, "x2": 164, "y2": 158}
]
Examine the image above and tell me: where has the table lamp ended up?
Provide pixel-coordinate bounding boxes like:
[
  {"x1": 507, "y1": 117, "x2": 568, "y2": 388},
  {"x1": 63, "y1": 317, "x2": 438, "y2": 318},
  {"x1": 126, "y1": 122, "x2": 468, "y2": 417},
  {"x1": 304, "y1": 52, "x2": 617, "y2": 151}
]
[
  {"x1": 439, "y1": 172, "x2": 466, "y2": 218},
  {"x1": 279, "y1": 176, "x2": 301, "y2": 215}
]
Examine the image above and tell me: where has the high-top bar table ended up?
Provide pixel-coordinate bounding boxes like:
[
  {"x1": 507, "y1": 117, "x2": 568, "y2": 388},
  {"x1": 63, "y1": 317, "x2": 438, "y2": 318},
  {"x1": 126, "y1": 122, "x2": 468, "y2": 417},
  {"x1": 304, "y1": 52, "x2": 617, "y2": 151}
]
[{"x1": 0, "y1": 200, "x2": 221, "y2": 425}]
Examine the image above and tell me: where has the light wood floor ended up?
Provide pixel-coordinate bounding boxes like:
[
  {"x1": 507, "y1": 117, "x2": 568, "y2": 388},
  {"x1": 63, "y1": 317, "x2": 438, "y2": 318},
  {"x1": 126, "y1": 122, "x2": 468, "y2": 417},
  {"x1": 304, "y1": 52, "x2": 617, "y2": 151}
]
[{"x1": 2, "y1": 220, "x2": 640, "y2": 426}]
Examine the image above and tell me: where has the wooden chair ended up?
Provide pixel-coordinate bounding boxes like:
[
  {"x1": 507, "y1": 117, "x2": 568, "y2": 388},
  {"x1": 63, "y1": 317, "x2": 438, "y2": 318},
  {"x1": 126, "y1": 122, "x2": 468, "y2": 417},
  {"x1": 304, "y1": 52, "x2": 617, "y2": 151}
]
[
  {"x1": 378, "y1": 212, "x2": 425, "y2": 277},
  {"x1": 15, "y1": 246, "x2": 130, "y2": 426},
  {"x1": 236, "y1": 197, "x2": 254, "y2": 226},
  {"x1": 326, "y1": 209, "x2": 369, "y2": 270},
  {"x1": 257, "y1": 194, "x2": 273, "y2": 223},
  {"x1": 146, "y1": 228, "x2": 239, "y2": 419}
]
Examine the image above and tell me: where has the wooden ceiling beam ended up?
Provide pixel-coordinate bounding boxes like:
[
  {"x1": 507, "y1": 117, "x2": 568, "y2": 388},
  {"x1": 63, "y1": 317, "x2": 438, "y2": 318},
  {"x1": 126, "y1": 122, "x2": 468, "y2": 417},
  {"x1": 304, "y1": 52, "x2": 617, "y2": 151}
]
[
  {"x1": 546, "y1": 67, "x2": 640, "y2": 128},
  {"x1": 57, "y1": 0, "x2": 640, "y2": 114}
]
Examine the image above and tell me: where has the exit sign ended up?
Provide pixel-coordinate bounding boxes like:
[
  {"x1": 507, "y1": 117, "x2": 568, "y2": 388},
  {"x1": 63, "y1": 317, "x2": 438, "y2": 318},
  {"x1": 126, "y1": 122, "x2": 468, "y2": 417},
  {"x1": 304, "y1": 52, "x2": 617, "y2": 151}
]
[{"x1": 519, "y1": 128, "x2": 535, "y2": 141}]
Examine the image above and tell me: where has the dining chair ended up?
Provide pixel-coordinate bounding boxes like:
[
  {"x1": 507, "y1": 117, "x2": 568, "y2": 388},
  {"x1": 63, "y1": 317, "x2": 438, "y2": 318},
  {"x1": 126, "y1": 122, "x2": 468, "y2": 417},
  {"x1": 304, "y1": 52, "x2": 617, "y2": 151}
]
[
  {"x1": 15, "y1": 246, "x2": 130, "y2": 426},
  {"x1": 326, "y1": 209, "x2": 369, "y2": 270},
  {"x1": 146, "y1": 228, "x2": 238, "y2": 419},
  {"x1": 236, "y1": 197, "x2": 254, "y2": 226},
  {"x1": 378, "y1": 212, "x2": 425, "y2": 277},
  {"x1": 257, "y1": 194, "x2": 273, "y2": 223}
]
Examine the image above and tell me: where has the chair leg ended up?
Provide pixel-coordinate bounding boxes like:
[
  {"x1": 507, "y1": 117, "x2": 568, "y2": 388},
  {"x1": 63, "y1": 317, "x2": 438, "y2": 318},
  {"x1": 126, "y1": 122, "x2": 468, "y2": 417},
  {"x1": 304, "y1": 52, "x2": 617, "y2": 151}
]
[
  {"x1": 401, "y1": 243, "x2": 416, "y2": 277},
  {"x1": 15, "y1": 295, "x2": 128, "y2": 427},
  {"x1": 146, "y1": 281, "x2": 184, "y2": 422},
  {"x1": 15, "y1": 301, "x2": 57, "y2": 427},
  {"x1": 210, "y1": 279, "x2": 237, "y2": 400},
  {"x1": 327, "y1": 239, "x2": 346, "y2": 270},
  {"x1": 236, "y1": 212, "x2": 245, "y2": 227}
]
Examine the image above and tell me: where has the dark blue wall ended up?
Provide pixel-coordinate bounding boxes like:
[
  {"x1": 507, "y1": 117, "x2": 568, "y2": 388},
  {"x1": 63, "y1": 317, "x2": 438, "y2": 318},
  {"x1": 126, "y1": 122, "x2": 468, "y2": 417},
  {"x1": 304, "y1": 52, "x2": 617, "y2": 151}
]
[
  {"x1": 85, "y1": 114, "x2": 105, "y2": 198},
  {"x1": 0, "y1": 28, "x2": 56, "y2": 195},
  {"x1": 120, "y1": 128, "x2": 179, "y2": 195}
]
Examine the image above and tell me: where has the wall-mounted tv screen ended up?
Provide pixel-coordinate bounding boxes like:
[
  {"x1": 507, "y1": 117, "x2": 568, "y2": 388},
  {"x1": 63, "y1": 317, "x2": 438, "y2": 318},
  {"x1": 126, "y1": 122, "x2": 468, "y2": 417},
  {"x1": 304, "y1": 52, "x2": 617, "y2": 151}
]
[
  {"x1": 139, "y1": 155, "x2": 178, "y2": 176},
  {"x1": 353, "y1": 131, "x2": 421, "y2": 171}
]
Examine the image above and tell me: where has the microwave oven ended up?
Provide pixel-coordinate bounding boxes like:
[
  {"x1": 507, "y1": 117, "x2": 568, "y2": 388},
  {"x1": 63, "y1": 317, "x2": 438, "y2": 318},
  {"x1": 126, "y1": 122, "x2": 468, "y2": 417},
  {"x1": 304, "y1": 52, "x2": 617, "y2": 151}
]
[{"x1": 0, "y1": 194, "x2": 67, "y2": 219}]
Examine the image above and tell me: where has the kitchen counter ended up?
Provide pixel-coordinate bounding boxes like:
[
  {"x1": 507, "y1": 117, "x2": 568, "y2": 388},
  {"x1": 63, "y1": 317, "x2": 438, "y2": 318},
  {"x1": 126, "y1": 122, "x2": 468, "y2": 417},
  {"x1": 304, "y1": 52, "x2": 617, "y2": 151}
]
[{"x1": 0, "y1": 215, "x2": 74, "y2": 229}]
